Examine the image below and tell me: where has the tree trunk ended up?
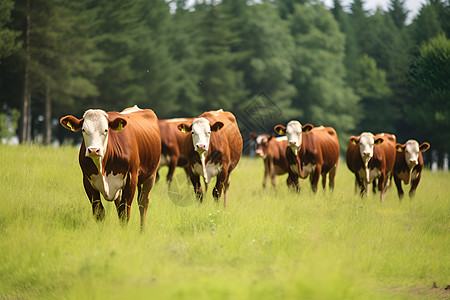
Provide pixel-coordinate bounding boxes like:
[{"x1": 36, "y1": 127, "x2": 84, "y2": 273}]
[
  {"x1": 45, "y1": 85, "x2": 52, "y2": 145},
  {"x1": 21, "y1": 0, "x2": 31, "y2": 145}
]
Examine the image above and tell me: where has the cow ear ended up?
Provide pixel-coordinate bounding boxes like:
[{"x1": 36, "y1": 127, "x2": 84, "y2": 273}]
[
  {"x1": 60, "y1": 115, "x2": 83, "y2": 132},
  {"x1": 274, "y1": 125, "x2": 286, "y2": 136},
  {"x1": 109, "y1": 117, "x2": 127, "y2": 132},
  {"x1": 349, "y1": 136, "x2": 359, "y2": 145},
  {"x1": 419, "y1": 142, "x2": 430, "y2": 152},
  {"x1": 396, "y1": 143, "x2": 405, "y2": 152},
  {"x1": 302, "y1": 124, "x2": 314, "y2": 133},
  {"x1": 249, "y1": 132, "x2": 258, "y2": 140},
  {"x1": 177, "y1": 123, "x2": 192, "y2": 133},
  {"x1": 374, "y1": 138, "x2": 383, "y2": 145},
  {"x1": 211, "y1": 122, "x2": 224, "y2": 132}
]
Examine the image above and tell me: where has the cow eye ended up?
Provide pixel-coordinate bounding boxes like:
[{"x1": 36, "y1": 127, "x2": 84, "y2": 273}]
[{"x1": 82, "y1": 129, "x2": 85, "y2": 132}]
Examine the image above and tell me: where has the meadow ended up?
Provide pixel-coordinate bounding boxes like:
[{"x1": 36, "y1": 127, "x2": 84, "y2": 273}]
[{"x1": 0, "y1": 144, "x2": 449, "y2": 300}]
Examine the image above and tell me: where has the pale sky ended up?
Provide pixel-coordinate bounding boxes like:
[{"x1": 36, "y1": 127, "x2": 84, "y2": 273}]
[
  {"x1": 177, "y1": 0, "x2": 425, "y2": 23},
  {"x1": 321, "y1": 0, "x2": 425, "y2": 23}
]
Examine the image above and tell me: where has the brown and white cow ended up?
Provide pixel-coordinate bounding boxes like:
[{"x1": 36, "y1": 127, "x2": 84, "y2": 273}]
[
  {"x1": 273, "y1": 121, "x2": 339, "y2": 193},
  {"x1": 60, "y1": 106, "x2": 161, "y2": 231},
  {"x1": 393, "y1": 140, "x2": 430, "y2": 198},
  {"x1": 158, "y1": 118, "x2": 195, "y2": 185},
  {"x1": 177, "y1": 109, "x2": 243, "y2": 207},
  {"x1": 346, "y1": 132, "x2": 396, "y2": 201},
  {"x1": 250, "y1": 132, "x2": 288, "y2": 188}
]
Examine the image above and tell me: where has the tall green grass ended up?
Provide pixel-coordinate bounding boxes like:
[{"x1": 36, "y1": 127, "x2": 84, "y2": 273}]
[{"x1": 0, "y1": 144, "x2": 449, "y2": 299}]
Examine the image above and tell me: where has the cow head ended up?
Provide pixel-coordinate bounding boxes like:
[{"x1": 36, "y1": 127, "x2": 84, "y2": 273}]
[
  {"x1": 250, "y1": 132, "x2": 273, "y2": 159},
  {"x1": 274, "y1": 121, "x2": 310, "y2": 156},
  {"x1": 397, "y1": 140, "x2": 430, "y2": 167},
  {"x1": 60, "y1": 109, "x2": 127, "y2": 159},
  {"x1": 178, "y1": 117, "x2": 224, "y2": 154},
  {"x1": 349, "y1": 132, "x2": 383, "y2": 167}
]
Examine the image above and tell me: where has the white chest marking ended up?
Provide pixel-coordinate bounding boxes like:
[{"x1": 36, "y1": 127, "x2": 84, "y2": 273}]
[
  {"x1": 191, "y1": 162, "x2": 223, "y2": 184},
  {"x1": 89, "y1": 172, "x2": 127, "y2": 201},
  {"x1": 397, "y1": 169, "x2": 419, "y2": 184},
  {"x1": 358, "y1": 167, "x2": 380, "y2": 183},
  {"x1": 302, "y1": 163, "x2": 316, "y2": 176}
]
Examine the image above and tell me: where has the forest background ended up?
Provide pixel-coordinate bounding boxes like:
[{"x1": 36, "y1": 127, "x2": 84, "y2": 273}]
[{"x1": 0, "y1": 0, "x2": 449, "y2": 164}]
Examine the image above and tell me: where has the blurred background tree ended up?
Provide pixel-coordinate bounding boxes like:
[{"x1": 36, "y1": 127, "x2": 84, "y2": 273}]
[{"x1": 0, "y1": 0, "x2": 448, "y2": 164}]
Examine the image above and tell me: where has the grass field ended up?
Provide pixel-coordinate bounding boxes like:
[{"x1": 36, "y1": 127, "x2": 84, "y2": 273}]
[{"x1": 0, "y1": 144, "x2": 449, "y2": 300}]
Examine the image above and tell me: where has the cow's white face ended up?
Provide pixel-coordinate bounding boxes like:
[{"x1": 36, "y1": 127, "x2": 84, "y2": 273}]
[
  {"x1": 359, "y1": 133, "x2": 375, "y2": 164},
  {"x1": 286, "y1": 121, "x2": 302, "y2": 152},
  {"x1": 191, "y1": 118, "x2": 212, "y2": 153},
  {"x1": 404, "y1": 140, "x2": 420, "y2": 167},
  {"x1": 82, "y1": 110, "x2": 110, "y2": 158},
  {"x1": 255, "y1": 135, "x2": 269, "y2": 158}
]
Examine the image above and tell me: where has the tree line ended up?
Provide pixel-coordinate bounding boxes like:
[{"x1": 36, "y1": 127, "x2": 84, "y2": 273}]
[{"x1": 0, "y1": 0, "x2": 449, "y2": 163}]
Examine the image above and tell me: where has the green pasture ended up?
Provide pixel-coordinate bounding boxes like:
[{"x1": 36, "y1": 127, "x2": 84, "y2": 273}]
[{"x1": 0, "y1": 144, "x2": 449, "y2": 299}]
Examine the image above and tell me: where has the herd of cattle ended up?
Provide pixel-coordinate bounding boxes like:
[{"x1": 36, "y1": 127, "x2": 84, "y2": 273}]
[{"x1": 60, "y1": 106, "x2": 430, "y2": 231}]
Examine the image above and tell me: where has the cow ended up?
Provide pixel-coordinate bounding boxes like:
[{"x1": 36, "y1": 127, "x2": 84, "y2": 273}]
[
  {"x1": 273, "y1": 121, "x2": 339, "y2": 193},
  {"x1": 393, "y1": 140, "x2": 430, "y2": 198},
  {"x1": 158, "y1": 118, "x2": 195, "y2": 185},
  {"x1": 60, "y1": 106, "x2": 161, "y2": 231},
  {"x1": 177, "y1": 109, "x2": 243, "y2": 207},
  {"x1": 249, "y1": 132, "x2": 288, "y2": 188},
  {"x1": 346, "y1": 132, "x2": 396, "y2": 201}
]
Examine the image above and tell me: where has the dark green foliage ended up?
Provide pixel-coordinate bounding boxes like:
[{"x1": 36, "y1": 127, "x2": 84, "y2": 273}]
[
  {"x1": 0, "y1": 0, "x2": 447, "y2": 158},
  {"x1": 406, "y1": 34, "x2": 450, "y2": 152},
  {"x1": 0, "y1": 0, "x2": 21, "y2": 61}
]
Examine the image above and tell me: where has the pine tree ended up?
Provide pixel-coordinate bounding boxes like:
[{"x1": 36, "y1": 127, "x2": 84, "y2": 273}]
[
  {"x1": 407, "y1": 34, "x2": 450, "y2": 153},
  {"x1": 289, "y1": 3, "x2": 360, "y2": 150},
  {"x1": 193, "y1": 2, "x2": 248, "y2": 112},
  {"x1": 0, "y1": 0, "x2": 21, "y2": 62}
]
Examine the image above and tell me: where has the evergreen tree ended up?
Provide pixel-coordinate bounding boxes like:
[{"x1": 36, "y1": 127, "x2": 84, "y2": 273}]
[
  {"x1": 354, "y1": 54, "x2": 393, "y2": 133},
  {"x1": 407, "y1": 34, "x2": 450, "y2": 153},
  {"x1": 193, "y1": 2, "x2": 248, "y2": 112},
  {"x1": 289, "y1": 3, "x2": 360, "y2": 150},
  {"x1": 239, "y1": 1, "x2": 297, "y2": 124},
  {"x1": 388, "y1": 0, "x2": 409, "y2": 29},
  {"x1": 0, "y1": 0, "x2": 21, "y2": 62},
  {"x1": 410, "y1": 0, "x2": 446, "y2": 47}
]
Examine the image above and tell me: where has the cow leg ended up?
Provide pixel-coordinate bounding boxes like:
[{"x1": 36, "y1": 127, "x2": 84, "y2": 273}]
[
  {"x1": 83, "y1": 176, "x2": 104, "y2": 221},
  {"x1": 321, "y1": 172, "x2": 327, "y2": 190},
  {"x1": 213, "y1": 170, "x2": 228, "y2": 203},
  {"x1": 189, "y1": 173, "x2": 203, "y2": 202},
  {"x1": 166, "y1": 156, "x2": 178, "y2": 186},
  {"x1": 378, "y1": 173, "x2": 386, "y2": 202},
  {"x1": 262, "y1": 159, "x2": 269, "y2": 189},
  {"x1": 409, "y1": 176, "x2": 421, "y2": 198},
  {"x1": 328, "y1": 166, "x2": 337, "y2": 190},
  {"x1": 310, "y1": 167, "x2": 321, "y2": 193},
  {"x1": 137, "y1": 174, "x2": 156, "y2": 231},
  {"x1": 116, "y1": 174, "x2": 137, "y2": 224},
  {"x1": 268, "y1": 159, "x2": 277, "y2": 188},
  {"x1": 223, "y1": 174, "x2": 232, "y2": 208},
  {"x1": 287, "y1": 173, "x2": 300, "y2": 192},
  {"x1": 393, "y1": 174, "x2": 404, "y2": 199},
  {"x1": 270, "y1": 168, "x2": 277, "y2": 189},
  {"x1": 372, "y1": 179, "x2": 377, "y2": 194}
]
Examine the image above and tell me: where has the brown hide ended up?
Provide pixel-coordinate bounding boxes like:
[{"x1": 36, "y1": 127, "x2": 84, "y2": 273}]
[
  {"x1": 181, "y1": 110, "x2": 243, "y2": 206},
  {"x1": 393, "y1": 141, "x2": 430, "y2": 198},
  {"x1": 346, "y1": 132, "x2": 396, "y2": 201},
  {"x1": 282, "y1": 124, "x2": 339, "y2": 193},
  {"x1": 62, "y1": 108, "x2": 160, "y2": 231},
  {"x1": 250, "y1": 133, "x2": 288, "y2": 188},
  {"x1": 158, "y1": 118, "x2": 195, "y2": 183}
]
